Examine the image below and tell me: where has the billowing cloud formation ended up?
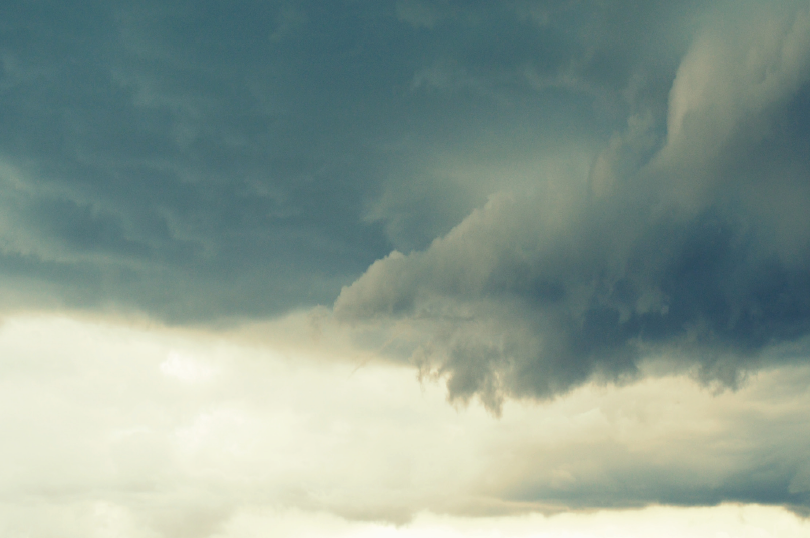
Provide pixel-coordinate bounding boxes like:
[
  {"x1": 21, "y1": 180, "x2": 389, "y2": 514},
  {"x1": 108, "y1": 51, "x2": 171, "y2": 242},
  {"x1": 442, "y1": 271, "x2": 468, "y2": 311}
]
[{"x1": 335, "y1": 1, "x2": 810, "y2": 411}]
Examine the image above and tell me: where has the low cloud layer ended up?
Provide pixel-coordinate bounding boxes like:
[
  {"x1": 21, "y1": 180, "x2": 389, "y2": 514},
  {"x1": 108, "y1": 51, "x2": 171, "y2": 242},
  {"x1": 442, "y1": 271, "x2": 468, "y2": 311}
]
[
  {"x1": 1, "y1": 315, "x2": 810, "y2": 537},
  {"x1": 335, "y1": 1, "x2": 810, "y2": 411}
]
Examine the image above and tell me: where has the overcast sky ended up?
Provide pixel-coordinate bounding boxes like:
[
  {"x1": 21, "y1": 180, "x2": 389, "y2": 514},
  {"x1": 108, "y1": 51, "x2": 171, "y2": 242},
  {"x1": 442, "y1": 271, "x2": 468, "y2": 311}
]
[{"x1": 2, "y1": 1, "x2": 810, "y2": 536}]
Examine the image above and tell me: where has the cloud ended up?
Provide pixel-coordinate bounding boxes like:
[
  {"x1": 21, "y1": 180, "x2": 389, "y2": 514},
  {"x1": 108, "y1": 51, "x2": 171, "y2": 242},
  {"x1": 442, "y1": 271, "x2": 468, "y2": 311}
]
[
  {"x1": 0, "y1": 0, "x2": 712, "y2": 322},
  {"x1": 2, "y1": 314, "x2": 810, "y2": 536},
  {"x1": 395, "y1": 0, "x2": 447, "y2": 29},
  {"x1": 1, "y1": 1, "x2": 404, "y2": 320},
  {"x1": 334, "y1": 1, "x2": 810, "y2": 412},
  {"x1": 655, "y1": 1, "x2": 810, "y2": 203},
  {"x1": 4, "y1": 1, "x2": 810, "y2": 533}
]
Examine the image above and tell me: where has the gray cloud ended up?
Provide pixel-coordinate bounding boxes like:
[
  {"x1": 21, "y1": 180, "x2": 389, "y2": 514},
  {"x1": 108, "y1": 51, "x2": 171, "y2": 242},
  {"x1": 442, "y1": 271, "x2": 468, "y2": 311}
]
[
  {"x1": 335, "y1": 1, "x2": 810, "y2": 412},
  {"x1": 466, "y1": 363, "x2": 810, "y2": 519},
  {"x1": 5, "y1": 1, "x2": 810, "y2": 531},
  {"x1": 0, "y1": 0, "x2": 709, "y2": 321}
]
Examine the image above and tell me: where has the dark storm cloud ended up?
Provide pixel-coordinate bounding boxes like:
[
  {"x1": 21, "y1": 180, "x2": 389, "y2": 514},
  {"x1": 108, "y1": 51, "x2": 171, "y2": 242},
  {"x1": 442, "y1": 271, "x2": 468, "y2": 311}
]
[
  {"x1": 0, "y1": 0, "x2": 706, "y2": 321},
  {"x1": 1, "y1": 0, "x2": 404, "y2": 319},
  {"x1": 5, "y1": 0, "x2": 810, "y2": 421},
  {"x1": 335, "y1": 0, "x2": 810, "y2": 412}
]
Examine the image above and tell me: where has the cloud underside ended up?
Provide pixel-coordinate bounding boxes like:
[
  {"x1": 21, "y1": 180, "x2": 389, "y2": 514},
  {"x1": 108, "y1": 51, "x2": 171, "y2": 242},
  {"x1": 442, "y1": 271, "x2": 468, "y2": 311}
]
[
  {"x1": 0, "y1": 0, "x2": 714, "y2": 320},
  {"x1": 335, "y1": 2, "x2": 810, "y2": 411}
]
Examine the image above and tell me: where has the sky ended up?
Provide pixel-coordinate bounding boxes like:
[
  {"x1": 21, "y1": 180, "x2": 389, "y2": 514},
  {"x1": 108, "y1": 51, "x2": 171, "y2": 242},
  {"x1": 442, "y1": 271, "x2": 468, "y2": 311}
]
[{"x1": 2, "y1": 0, "x2": 810, "y2": 536}]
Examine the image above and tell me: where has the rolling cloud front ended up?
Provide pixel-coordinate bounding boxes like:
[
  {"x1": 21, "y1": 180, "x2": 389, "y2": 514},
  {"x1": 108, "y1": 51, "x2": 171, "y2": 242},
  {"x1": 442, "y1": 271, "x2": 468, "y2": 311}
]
[
  {"x1": 2, "y1": 0, "x2": 810, "y2": 536},
  {"x1": 336, "y1": 0, "x2": 810, "y2": 407}
]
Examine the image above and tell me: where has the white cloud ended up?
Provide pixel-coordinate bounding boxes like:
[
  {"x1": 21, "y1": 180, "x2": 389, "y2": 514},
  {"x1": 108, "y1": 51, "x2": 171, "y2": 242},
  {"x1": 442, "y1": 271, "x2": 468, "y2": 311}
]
[
  {"x1": 1, "y1": 313, "x2": 810, "y2": 536},
  {"x1": 160, "y1": 351, "x2": 217, "y2": 384}
]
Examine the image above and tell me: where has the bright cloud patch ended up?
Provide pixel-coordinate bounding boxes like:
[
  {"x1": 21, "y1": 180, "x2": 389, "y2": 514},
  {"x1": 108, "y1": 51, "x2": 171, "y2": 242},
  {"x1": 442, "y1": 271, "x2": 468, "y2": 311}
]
[
  {"x1": 160, "y1": 351, "x2": 217, "y2": 383},
  {"x1": 1, "y1": 315, "x2": 810, "y2": 537}
]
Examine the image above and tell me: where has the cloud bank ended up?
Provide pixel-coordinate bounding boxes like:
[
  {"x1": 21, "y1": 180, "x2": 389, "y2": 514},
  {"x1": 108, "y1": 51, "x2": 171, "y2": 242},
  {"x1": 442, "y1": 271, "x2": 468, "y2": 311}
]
[
  {"x1": 1, "y1": 315, "x2": 810, "y2": 537},
  {"x1": 0, "y1": 0, "x2": 706, "y2": 320},
  {"x1": 335, "y1": 0, "x2": 810, "y2": 411}
]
